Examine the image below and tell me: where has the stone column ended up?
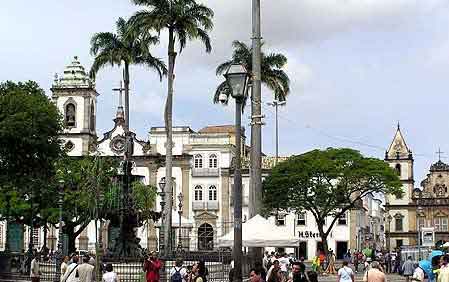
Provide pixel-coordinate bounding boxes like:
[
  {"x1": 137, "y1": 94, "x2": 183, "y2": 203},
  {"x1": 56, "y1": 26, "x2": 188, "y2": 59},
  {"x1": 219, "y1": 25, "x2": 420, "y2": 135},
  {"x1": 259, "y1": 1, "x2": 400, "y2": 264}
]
[
  {"x1": 349, "y1": 209, "x2": 358, "y2": 251},
  {"x1": 147, "y1": 164, "x2": 159, "y2": 251},
  {"x1": 220, "y1": 169, "x2": 230, "y2": 236},
  {"x1": 181, "y1": 166, "x2": 190, "y2": 216}
]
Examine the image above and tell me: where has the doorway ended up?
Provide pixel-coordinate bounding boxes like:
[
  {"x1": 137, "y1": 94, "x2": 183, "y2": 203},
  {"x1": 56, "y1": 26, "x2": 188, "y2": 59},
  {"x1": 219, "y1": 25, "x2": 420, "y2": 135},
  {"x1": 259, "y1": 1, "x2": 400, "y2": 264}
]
[
  {"x1": 336, "y1": 241, "x2": 348, "y2": 259},
  {"x1": 296, "y1": 242, "x2": 308, "y2": 259}
]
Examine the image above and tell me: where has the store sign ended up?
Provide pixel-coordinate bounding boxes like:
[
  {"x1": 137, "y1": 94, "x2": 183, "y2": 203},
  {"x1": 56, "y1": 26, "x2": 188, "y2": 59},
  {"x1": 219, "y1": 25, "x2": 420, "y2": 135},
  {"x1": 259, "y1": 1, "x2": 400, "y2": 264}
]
[
  {"x1": 421, "y1": 227, "x2": 435, "y2": 247},
  {"x1": 298, "y1": 231, "x2": 320, "y2": 238}
]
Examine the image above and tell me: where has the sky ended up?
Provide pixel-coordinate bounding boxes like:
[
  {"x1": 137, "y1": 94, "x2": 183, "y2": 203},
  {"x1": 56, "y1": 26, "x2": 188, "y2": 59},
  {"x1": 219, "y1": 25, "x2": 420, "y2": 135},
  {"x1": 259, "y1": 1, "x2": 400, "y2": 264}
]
[{"x1": 1, "y1": 0, "x2": 449, "y2": 182}]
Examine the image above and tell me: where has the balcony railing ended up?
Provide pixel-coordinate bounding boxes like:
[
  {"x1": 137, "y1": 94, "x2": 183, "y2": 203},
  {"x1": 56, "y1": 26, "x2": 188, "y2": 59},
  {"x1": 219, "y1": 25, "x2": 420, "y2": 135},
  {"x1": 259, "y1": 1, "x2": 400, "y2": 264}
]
[
  {"x1": 192, "y1": 168, "x2": 219, "y2": 177},
  {"x1": 192, "y1": 201, "x2": 219, "y2": 211}
]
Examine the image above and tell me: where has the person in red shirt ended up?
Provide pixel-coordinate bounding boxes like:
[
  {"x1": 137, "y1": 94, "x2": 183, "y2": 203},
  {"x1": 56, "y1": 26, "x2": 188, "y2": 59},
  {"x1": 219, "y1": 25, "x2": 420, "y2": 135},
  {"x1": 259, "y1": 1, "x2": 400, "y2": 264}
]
[{"x1": 144, "y1": 251, "x2": 163, "y2": 282}]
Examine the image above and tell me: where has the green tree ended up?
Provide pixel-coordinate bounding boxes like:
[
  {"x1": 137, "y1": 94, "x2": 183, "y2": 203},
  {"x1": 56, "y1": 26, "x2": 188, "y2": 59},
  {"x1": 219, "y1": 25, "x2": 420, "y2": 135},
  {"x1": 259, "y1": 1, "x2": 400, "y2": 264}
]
[
  {"x1": 129, "y1": 0, "x2": 214, "y2": 251},
  {"x1": 213, "y1": 41, "x2": 290, "y2": 107},
  {"x1": 263, "y1": 148, "x2": 402, "y2": 254},
  {"x1": 0, "y1": 81, "x2": 63, "y2": 250},
  {"x1": 55, "y1": 156, "x2": 119, "y2": 254},
  {"x1": 90, "y1": 17, "x2": 167, "y2": 130}
]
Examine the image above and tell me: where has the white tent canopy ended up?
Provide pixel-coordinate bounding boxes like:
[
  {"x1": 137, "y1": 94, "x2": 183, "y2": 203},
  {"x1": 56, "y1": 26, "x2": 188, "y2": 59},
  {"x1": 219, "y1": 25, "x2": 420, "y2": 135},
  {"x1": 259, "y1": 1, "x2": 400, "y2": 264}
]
[{"x1": 218, "y1": 214, "x2": 299, "y2": 247}]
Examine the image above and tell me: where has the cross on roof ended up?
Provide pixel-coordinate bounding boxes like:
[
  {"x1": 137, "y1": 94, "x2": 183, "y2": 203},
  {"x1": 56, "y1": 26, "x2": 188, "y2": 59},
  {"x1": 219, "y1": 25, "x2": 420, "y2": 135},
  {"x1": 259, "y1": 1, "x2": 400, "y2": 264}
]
[
  {"x1": 112, "y1": 81, "x2": 125, "y2": 107},
  {"x1": 436, "y1": 147, "x2": 444, "y2": 161}
]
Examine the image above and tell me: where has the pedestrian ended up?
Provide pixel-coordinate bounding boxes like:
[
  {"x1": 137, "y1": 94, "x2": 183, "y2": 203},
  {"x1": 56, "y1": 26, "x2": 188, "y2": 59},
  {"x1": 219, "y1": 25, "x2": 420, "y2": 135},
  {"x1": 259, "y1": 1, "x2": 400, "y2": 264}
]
[
  {"x1": 403, "y1": 256, "x2": 415, "y2": 282},
  {"x1": 338, "y1": 261, "x2": 355, "y2": 282},
  {"x1": 353, "y1": 251, "x2": 359, "y2": 273},
  {"x1": 30, "y1": 253, "x2": 42, "y2": 282},
  {"x1": 311, "y1": 253, "x2": 320, "y2": 273},
  {"x1": 144, "y1": 252, "x2": 163, "y2": 282},
  {"x1": 266, "y1": 260, "x2": 282, "y2": 282},
  {"x1": 326, "y1": 250, "x2": 336, "y2": 275},
  {"x1": 288, "y1": 261, "x2": 309, "y2": 282},
  {"x1": 77, "y1": 255, "x2": 95, "y2": 282},
  {"x1": 263, "y1": 252, "x2": 271, "y2": 271},
  {"x1": 62, "y1": 256, "x2": 80, "y2": 282},
  {"x1": 229, "y1": 261, "x2": 234, "y2": 282},
  {"x1": 189, "y1": 261, "x2": 207, "y2": 282},
  {"x1": 411, "y1": 263, "x2": 424, "y2": 282},
  {"x1": 363, "y1": 261, "x2": 386, "y2": 282},
  {"x1": 254, "y1": 261, "x2": 267, "y2": 282},
  {"x1": 170, "y1": 258, "x2": 188, "y2": 282},
  {"x1": 365, "y1": 258, "x2": 372, "y2": 272},
  {"x1": 250, "y1": 268, "x2": 264, "y2": 282},
  {"x1": 61, "y1": 256, "x2": 70, "y2": 281},
  {"x1": 438, "y1": 255, "x2": 449, "y2": 282},
  {"x1": 279, "y1": 254, "x2": 290, "y2": 280},
  {"x1": 102, "y1": 263, "x2": 119, "y2": 282}
]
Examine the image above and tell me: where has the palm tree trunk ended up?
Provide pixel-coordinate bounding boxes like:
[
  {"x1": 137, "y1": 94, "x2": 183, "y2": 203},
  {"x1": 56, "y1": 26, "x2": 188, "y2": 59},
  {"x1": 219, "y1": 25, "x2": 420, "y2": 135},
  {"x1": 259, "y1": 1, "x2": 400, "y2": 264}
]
[
  {"x1": 124, "y1": 62, "x2": 130, "y2": 132},
  {"x1": 164, "y1": 28, "x2": 177, "y2": 255}
]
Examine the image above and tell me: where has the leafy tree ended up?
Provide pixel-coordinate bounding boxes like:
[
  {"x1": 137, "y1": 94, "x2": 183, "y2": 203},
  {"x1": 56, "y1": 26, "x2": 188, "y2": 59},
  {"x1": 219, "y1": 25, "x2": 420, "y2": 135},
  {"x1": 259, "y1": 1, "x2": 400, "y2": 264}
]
[
  {"x1": 213, "y1": 40, "x2": 290, "y2": 107},
  {"x1": 55, "y1": 156, "x2": 119, "y2": 254},
  {"x1": 129, "y1": 0, "x2": 214, "y2": 250},
  {"x1": 90, "y1": 17, "x2": 167, "y2": 130},
  {"x1": 0, "y1": 81, "x2": 63, "y2": 250},
  {"x1": 263, "y1": 148, "x2": 402, "y2": 254}
]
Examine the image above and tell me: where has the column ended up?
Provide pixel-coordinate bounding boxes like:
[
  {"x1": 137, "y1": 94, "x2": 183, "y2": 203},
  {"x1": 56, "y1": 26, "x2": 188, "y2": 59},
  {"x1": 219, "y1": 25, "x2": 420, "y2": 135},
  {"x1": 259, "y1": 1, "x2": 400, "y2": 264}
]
[
  {"x1": 220, "y1": 169, "x2": 230, "y2": 236},
  {"x1": 147, "y1": 164, "x2": 159, "y2": 251}
]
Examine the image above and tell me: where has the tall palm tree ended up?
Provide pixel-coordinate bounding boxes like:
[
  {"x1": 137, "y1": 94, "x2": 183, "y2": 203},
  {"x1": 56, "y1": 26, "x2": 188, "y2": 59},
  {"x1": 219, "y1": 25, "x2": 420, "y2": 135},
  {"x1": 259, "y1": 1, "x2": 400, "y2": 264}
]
[
  {"x1": 90, "y1": 17, "x2": 167, "y2": 131},
  {"x1": 128, "y1": 0, "x2": 214, "y2": 253},
  {"x1": 214, "y1": 40, "x2": 290, "y2": 106}
]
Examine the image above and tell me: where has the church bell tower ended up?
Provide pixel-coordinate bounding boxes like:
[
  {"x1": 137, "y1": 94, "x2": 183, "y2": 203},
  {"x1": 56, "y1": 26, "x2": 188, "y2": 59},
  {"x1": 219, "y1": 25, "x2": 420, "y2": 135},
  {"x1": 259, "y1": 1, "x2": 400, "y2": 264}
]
[{"x1": 51, "y1": 56, "x2": 99, "y2": 156}]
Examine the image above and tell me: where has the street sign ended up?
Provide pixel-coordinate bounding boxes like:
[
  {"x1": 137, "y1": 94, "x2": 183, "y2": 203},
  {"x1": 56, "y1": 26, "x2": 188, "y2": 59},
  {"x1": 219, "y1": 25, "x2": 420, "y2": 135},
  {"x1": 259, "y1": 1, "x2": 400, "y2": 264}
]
[{"x1": 421, "y1": 227, "x2": 435, "y2": 247}]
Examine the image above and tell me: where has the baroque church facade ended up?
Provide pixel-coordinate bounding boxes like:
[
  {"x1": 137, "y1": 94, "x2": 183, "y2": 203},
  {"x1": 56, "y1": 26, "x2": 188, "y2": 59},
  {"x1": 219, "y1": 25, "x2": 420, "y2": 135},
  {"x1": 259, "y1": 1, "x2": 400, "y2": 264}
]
[{"x1": 385, "y1": 125, "x2": 449, "y2": 250}]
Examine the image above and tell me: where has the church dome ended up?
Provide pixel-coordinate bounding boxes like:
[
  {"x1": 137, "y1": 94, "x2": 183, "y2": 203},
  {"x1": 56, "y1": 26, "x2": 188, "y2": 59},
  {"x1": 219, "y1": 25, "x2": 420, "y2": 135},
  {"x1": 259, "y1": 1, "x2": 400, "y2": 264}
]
[
  {"x1": 430, "y1": 160, "x2": 449, "y2": 172},
  {"x1": 52, "y1": 56, "x2": 95, "y2": 89}
]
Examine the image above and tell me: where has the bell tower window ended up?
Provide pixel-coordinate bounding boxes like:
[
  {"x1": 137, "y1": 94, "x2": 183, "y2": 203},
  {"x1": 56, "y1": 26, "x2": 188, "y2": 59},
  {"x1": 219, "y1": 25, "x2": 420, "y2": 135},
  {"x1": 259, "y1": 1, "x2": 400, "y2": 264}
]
[
  {"x1": 395, "y1": 163, "x2": 401, "y2": 176},
  {"x1": 90, "y1": 102, "x2": 95, "y2": 131},
  {"x1": 65, "y1": 103, "x2": 76, "y2": 127}
]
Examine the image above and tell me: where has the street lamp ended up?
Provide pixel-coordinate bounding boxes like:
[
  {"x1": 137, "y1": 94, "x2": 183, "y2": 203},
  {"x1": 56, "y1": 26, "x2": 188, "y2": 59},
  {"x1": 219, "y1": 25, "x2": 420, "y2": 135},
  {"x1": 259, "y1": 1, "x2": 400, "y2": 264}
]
[
  {"x1": 223, "y1": 62, "x2": 249, "y2": 282},
  {"x1": 177, "y1": 192, "x2": 184, "y2": 251},
  {"x1": 267, "y1": 100, "x2": 286, "y2": 165},
  {"x1": 158, "y1": 178, "x2": 167, "y2": 253},
  {"x1": 386, "y1": 214, "x2": 392, "y2": 252},
  {"x1": 414, "y1": 187, "x2": 423, "y2": 259},
  {"x1": 54, "y1": 172, "x2": 65, "y2": 282}
]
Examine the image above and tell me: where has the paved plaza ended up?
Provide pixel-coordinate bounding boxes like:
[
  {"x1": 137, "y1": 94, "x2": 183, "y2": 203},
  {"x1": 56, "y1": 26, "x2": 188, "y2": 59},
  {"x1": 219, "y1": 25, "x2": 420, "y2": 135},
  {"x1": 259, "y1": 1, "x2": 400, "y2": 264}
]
[{"x1": 317, "y1": 273, "x2": 405, "y2": 282}]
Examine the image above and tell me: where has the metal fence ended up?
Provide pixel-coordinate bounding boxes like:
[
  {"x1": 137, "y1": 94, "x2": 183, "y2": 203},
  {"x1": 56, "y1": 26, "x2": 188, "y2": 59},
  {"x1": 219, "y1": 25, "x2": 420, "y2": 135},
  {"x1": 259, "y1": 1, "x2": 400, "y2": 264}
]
[{"x1": 0, "y1": 250, "x2": 254, "y2": 282}]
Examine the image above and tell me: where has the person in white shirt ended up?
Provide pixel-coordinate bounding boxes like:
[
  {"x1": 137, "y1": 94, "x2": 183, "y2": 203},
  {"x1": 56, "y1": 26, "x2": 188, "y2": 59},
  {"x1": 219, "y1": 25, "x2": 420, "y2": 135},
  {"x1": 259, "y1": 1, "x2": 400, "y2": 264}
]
[
  {"x1": 278, "y1": 254, "x2": 290, "y2": 279},
  {"x1": 60, "y1": 256, "x2": 70, "y2": 282},
  {"x1": 338, "y1": 261, "x2": 355, "y2": 282},
  {"x1": 102, "y1": 263, "x2": 119, "y2": 282},
  {"x1": 62, "y1": 255, "x2": 79, "y2": 282},
  {"x1": 169, "y1": 258, "x2": 188, "y2": 282},
  {"x1": 30, "y1": 254, "x2": 41, "y2": 282}
]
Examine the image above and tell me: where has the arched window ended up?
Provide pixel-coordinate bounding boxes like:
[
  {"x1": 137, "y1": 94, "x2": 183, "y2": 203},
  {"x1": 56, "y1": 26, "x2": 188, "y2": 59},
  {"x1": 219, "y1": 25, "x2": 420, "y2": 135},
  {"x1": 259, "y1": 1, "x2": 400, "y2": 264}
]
[
  {"x1": 208, "y1": 185, "x2": 217, "y2": 201},
  {"x1": 65, "y1": 103, "x2": 76, "y2": 127},
  {"x1": 194, "y1": 185, "x2": 203, "y2": 201},
  {"x1": 209, "y1": 154, "x2": 218, "y2": 168},
  {"x1": 395, "y1": 163, "x2": 401, "y2": 176},
  {"x1": 194, "y1": 154, "x2": 203, "y2": 168},
  {"x1": 198, "y1": 223, "x2": 214, "y2": 250}
]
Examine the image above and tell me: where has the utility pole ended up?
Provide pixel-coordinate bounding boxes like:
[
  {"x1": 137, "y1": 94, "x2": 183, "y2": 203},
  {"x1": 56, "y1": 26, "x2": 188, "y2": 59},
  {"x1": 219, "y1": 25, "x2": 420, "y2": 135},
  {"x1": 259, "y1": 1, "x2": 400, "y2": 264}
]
[
  {"x1": 249, "y1": 0, "x2": 263, "y2": 218},
  {"x1": 267, "y1": 100, "x2": 285, "y2": 165}
]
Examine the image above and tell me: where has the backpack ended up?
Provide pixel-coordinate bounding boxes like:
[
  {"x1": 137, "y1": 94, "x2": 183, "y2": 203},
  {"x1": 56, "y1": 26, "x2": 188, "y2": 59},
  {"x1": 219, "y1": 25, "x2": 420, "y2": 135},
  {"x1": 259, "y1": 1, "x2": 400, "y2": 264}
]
[{"x1": 171, "y1": 267, "x2": 183, "y2": 282}]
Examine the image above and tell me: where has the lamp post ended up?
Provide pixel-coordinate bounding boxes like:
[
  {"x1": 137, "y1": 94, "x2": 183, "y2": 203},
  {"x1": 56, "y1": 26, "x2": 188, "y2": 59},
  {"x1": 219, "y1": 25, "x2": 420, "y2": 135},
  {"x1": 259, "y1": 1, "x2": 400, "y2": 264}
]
[
  {"x1": 386, "y1": 215, "x2": 392, "y2": 252},
  {"x1": 177, "y1": 192, "x2": 183, "y2": 251},
  {"x1": 267, "y1": 100, "x2": 286, "y2": 165},
  {"x1": 54, "y1": 175, "x2": 65, "y2": 282},
  {"x1": 221, "y1": 63, "x2": 249, "y2": 282},
  {"x1": 158, "y1": 178, "x2": 166, "y2": 254}
]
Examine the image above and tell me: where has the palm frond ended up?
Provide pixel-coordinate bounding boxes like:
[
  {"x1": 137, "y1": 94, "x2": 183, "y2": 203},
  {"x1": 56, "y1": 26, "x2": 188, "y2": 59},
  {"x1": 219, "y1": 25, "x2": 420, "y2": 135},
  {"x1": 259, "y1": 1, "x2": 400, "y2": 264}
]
[
  {"x1": 136, "y1": 55, "x2": 167, "y2": 81},
  {"x1": 90, "y1": 32, "x2": 120, "y2": 55}
]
